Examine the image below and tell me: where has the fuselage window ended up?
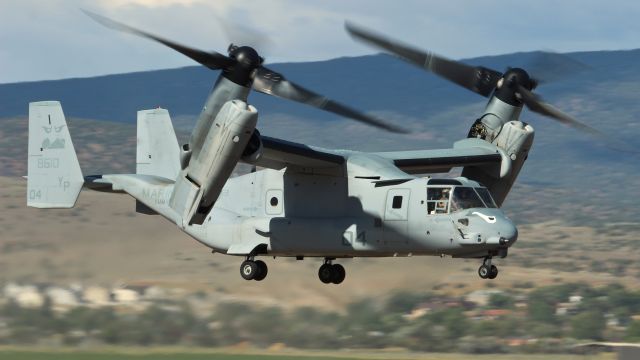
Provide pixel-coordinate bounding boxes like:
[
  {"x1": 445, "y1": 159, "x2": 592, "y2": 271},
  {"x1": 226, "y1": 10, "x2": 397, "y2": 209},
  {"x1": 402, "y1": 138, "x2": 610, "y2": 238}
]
[
  {"x1": 427, "y1": 187, "x2": 451, "y2": 215},
  {"x1": 392, "y1": 195, "x2": 403, "y2": 209},
  {"x1": 270, "y1": 197, "x2": 279, "y2": 207}
]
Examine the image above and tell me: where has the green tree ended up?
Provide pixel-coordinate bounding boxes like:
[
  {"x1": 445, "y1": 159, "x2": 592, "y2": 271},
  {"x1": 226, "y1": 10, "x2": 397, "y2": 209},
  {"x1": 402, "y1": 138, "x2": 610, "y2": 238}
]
[
  {"x1": 526, "y1": 284, "x2": 582, "y2": 324},
  {"x1": 488, "y1": 293, "x2": 514, "y2": 309},
  {"x1": 338, "y1": 299, "x2": 386, "y2": 348},
  {"x1": 427, "y1": 308, "x2": 469, "y2": 342},
  {"x1": 528, "y1": 322, "x2": 563, "y2": 339},
  {"x1": 286, "y1": 307, "x2": 341, "y2": 349},
  {"x1": 527, "y1": 297, "x2": 557, "y2": 324},
  {"x1": 472, "y1": 317, "x2": 522, "y2": 338},
  {"x1": 213, "y1": 302, "x2": 255, "y2": 345},
  {"x1": 384, "y1": 291, "x2": 428, "y2": 314},
  {"x1": 571, "y1": 311, "x2": 605, "y2": 340},
  {"x1": 249, "y1": 306, "x2": 286, "y2": 346},
  {"x1": 625, "y1": 320, "x2": 640, "y2": 341}
]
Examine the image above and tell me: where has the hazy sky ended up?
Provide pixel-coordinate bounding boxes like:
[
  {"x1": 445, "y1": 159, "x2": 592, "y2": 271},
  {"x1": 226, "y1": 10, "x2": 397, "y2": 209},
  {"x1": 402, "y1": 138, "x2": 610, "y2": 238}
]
[{"x1": 3, "y1": 0, "x2": 640, "y2": 83}]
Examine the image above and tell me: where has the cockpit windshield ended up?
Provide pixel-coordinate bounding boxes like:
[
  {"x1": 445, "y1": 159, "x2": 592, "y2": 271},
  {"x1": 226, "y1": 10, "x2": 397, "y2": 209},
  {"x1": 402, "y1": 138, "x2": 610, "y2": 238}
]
[
  {"x1": 475, "y1": 187, "x2": 497, "y2": 208},
  {"x1": 450, "y1": 187, "x2": 486, "y2": 212},
  {"x1": 427, "y1": 186, "x2": 497, "y2": 214}
]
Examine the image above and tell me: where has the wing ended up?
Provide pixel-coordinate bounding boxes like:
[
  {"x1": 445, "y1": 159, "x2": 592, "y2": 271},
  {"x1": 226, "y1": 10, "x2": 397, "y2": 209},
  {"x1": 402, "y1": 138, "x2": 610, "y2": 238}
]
[
  {"x1": 249, "y1": 137, "x2": 506, "y2": 177},
  {"x1": 251, "y1": 136, "x2": 345, "y2": 170},
  {"x1": 374, "y1": 139, "x2": 506, "y2": 175}
]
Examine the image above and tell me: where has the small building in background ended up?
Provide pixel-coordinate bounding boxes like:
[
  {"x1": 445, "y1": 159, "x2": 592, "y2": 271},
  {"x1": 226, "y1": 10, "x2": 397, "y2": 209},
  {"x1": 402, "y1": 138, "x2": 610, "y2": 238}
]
[
  {"x1": 45, "y1": 287, "x2": 78, "y2": 312},
  {"x1": 465, "y1": 290, "x2": 503, "y2": 307},
  {"x1": 83, "y1": 286, "x2": 111, "y2": 306},
  {"x1": 111, "y1": 288, "x2": 140, "y2": 303},
  {"x1": 3, "y1": 283, "x2": 44, "y2": 308}
]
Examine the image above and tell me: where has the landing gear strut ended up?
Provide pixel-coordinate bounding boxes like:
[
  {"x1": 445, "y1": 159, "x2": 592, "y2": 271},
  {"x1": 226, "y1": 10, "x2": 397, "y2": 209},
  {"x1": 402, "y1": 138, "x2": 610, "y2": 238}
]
[
  {"x1": 318, "y1": 258, "x2": 346, "y2": 284},
  {"x1": 478, "y1": 257, "x2": 498, "y2": 280},
  {"x1": 240, "y1": 257, "x2": 268, "y2": 281}
]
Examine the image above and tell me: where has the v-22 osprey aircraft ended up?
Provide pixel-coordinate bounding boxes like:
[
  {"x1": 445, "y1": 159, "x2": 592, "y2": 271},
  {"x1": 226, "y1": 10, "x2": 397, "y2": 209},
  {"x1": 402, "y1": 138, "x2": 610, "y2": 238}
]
[{"x1": 27, "y1": 15, "x2": 602, "y2": 284}]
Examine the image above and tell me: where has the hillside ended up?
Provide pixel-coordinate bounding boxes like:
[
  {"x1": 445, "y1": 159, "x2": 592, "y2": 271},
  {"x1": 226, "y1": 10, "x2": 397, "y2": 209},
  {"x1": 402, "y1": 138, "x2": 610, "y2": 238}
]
[{"x1": 0, "y1": 50, "x2": 638, "y2": 225}]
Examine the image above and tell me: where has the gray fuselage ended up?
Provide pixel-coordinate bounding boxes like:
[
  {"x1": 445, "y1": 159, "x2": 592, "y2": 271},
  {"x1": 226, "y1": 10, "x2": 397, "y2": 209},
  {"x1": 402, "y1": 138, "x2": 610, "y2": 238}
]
[{"x1": 167, "y1": 166, "x2": 518, "y2": 259}]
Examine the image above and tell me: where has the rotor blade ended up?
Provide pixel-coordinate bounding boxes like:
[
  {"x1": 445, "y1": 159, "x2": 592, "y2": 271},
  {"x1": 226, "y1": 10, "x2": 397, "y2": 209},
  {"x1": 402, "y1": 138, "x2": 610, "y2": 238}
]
[
  {"x1": 82, "y1": 9, "x2": 235, "y2": 70},
  {"x1": 253, "y1": 66, "x2": 408, "y2": 134},
  {"x1": 516, "y1": 84, "x2": 603, "y2": 136},
  {"x1": 345, "y1": 22, "x2": 503, "y2": 97},
  {"x1": 518, "y1": 85, "x2": 639, "y2": 153}
]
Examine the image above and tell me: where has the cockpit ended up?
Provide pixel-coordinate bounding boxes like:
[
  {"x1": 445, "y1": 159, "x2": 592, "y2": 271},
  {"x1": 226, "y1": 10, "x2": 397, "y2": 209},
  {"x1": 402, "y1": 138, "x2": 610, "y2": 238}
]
[{"x1": 426, "y1": 179, "x2": 497, "y2": 214}]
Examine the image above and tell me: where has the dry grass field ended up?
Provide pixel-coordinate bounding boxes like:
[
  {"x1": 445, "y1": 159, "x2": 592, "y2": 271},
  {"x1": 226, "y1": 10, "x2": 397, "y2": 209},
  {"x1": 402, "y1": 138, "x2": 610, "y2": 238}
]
[
  {"x1": 0, "y1": 347, "x2": 615, "y2": 360},
  {"x1": 1, "y1": 173, "x2": 639, "y2": 311}
]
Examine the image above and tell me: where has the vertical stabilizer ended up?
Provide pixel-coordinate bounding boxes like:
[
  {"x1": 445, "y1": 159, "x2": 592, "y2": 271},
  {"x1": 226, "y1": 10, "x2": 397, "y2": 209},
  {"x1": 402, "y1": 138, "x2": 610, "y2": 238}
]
[
  {"x1": 27, "y1": 101, "x2": 83, "y2": 208},
  {"x1": 136, "y1": 108, "x2": 180, "y2": 180}
]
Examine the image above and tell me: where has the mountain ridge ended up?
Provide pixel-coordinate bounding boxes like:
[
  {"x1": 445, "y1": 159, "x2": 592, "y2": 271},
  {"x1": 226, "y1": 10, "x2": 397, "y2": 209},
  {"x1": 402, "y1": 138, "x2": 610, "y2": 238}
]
[
  {"x1": 3, "y1": 49, "x2": 640, "y2": 122},
  {"x1": 1, "y1": 49, "x2": 638, "y2": 224}
]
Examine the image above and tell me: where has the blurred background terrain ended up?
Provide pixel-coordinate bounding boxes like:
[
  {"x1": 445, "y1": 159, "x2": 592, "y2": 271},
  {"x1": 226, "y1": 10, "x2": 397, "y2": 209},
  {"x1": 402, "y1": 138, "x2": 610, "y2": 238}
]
[{"x1": 0, "y1": 50, "x2": 639, "y2": 358}]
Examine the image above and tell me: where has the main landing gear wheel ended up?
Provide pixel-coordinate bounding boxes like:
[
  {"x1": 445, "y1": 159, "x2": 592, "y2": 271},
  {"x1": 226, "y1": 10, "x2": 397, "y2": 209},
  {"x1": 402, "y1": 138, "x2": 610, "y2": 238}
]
[
  {"x1": 318, "y1": 264, "x2": 333, "y2": 284},
  {"x1": 241, "y1": 260, "x2": 258, "y2": 280},
  {"x1": 240, "y1": 259, "x2": 268, "y2": 281},
  {"x1": 254, "y1": 260, "x2": 268, "y2": 281},
  {"x1": 318, "y1": 261, "x2": 346, "y2": 284},
  {"x1": 332, "y1": 264, "x2": 346, "y2": 284}
]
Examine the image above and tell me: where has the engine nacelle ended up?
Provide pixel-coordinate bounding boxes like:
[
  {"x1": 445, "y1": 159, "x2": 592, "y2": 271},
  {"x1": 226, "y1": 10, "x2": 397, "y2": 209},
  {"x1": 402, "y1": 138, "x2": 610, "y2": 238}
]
[
  {"x1": 462, "y1": 120, "x2": 534, "y2": 206},
  {"x1": 241, "y1": 129, "x2": 263, "y2": 163},
  {"x1": 462, "y1": 95, "x2": 535, "y2": 206},
  {"x1": 170, "y1": 100, "x2": 258, "y2": 226}
]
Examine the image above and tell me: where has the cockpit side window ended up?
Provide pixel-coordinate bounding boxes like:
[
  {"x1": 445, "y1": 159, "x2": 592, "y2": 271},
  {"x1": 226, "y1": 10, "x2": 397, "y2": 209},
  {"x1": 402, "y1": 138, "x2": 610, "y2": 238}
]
[
  {"x1": 427, "y1": 187, "x2": 452, "y2": 215},
  {"x1": 475, "y1": 187, "x2": 497, "y2": 208},
  {"x1": 451, "y1": 187, "x2": 486, "y2": 212}
]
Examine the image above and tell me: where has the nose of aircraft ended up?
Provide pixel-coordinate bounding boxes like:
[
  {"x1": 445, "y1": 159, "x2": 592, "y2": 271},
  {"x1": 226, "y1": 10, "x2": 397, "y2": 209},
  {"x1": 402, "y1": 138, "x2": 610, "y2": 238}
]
[
  {"x1": 466, "y1": 209, "x2": 518, "y2": 247},
  {"x1": 496, "y1": 216, "x2": 518, "y2": 246}
]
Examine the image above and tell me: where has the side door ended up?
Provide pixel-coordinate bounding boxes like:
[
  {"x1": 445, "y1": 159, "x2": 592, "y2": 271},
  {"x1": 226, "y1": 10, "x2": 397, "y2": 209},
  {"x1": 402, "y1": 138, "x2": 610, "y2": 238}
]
[{"x1": 383, "y1": 188, "x2": 410, "y2": 244}]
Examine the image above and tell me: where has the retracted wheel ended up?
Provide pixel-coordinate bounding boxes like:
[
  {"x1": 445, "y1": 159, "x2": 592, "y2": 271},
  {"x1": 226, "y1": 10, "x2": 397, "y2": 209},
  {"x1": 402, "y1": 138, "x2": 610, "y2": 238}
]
[
  {"x1": 478, "y1": 264, "x2": 490, "y2": 279},
  {"x1": 331, "y1": 264, "x2": 346, "y2": 284},
  {"x1": 488, "y1": 265, "x2": 498, "y2": 279},
  {"x1": 254, "y1": 260, "x2": 268, "y2": 281},
  {"x1": 240, "y1": 260, "x2": 259, "y2": 280},
  {"x1": 318, "y1": 264, "x2": 334, "y2": 284}
]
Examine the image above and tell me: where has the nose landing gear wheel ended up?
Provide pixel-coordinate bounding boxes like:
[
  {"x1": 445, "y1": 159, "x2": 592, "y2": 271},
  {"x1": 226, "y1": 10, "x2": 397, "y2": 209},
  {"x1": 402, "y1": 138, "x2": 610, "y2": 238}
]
[
  {"x1": 478, "y1": 264, "x2": 490, "y2": 279},
  {"x1": 478, "y1": 259, "x2": 499, "y2": 280},
  {"x1": 488, "y1": 265, "x2": 498, "y2": 279}
]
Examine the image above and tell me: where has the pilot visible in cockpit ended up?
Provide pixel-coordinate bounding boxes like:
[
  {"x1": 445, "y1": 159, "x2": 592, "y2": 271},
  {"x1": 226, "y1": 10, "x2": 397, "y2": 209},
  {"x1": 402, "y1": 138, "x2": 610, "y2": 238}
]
[
  {"x1": 453, "y1": 187, "x2": 472, "y2": 210},
  {"x1": 435, "y1": 188, "x2": 450, "y2": 214}
]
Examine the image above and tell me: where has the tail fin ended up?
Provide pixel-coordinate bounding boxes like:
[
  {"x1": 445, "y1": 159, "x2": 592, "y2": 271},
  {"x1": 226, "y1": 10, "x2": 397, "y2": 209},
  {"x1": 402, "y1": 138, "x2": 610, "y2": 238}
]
[
  {"x1": 27, "y1": 101, "x2": 83, "y2": 208},
  {"x1": 136, "y1": 108, "x2": 180, "y2": 180}
]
